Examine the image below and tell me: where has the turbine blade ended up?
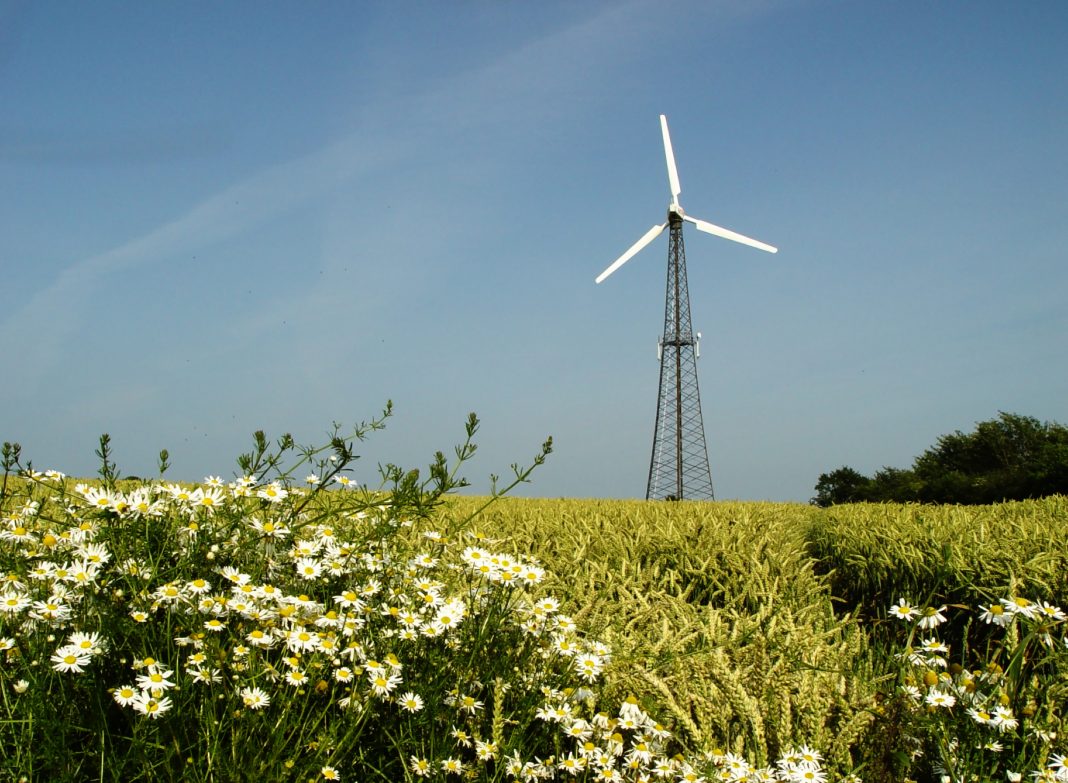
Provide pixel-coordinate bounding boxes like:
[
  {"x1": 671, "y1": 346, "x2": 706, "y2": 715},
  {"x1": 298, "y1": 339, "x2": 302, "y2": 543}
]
[
  {"x1": 595, "y1": 223, "x2": 667, "y2": 284},
  {"x1": 684, "y1": 215, "x2": 778, "y2": 254},
  {"x1": 660, "y1": 115, "x2": 681, "y2": 207}
]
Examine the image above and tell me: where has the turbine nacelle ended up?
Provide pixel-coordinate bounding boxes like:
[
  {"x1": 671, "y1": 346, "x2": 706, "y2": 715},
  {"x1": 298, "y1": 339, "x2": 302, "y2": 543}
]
[{"x1": 595, "y1": 114, "x2": 777, "y2": 284}]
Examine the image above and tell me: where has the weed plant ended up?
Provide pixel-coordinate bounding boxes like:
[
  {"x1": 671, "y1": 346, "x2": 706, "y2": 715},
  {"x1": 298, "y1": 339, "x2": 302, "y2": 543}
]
[
  {"x1": 0, "y1": 412, "x2": 839, "y2": 783},
  {"x1": 865, "y1": 593, "x2": 1068, "y2": 782}
]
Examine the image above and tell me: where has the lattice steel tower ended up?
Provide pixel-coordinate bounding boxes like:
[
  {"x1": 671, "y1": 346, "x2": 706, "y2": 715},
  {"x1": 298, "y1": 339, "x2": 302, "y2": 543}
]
[
  {"x1": 595, "y1": 115, "x2": 778, "y2": 501},
  {"x1": 647, "y1": 211, "x2": 714, "y2": 500}
]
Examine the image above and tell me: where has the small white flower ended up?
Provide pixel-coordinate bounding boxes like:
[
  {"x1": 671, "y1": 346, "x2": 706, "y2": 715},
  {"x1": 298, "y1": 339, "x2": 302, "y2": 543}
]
[
  {"x1": 917, "y1": 605, "x2": 948, "y2": 629},
  {"x1": 925, "y1": 690, "x2": 956, "y2": 709},
  {"x1": 51, "y1": 648, "x2": 92, "y2": 673},
  {"x1": 1001, "y1": 596, "x2": 1038, "y2": 619},
  {"x1": 240, "y1": 686, "x2": 271, "y2": 709},
  {"x1": 889, "y1": 598, "x2": 919, "y2": 621}
]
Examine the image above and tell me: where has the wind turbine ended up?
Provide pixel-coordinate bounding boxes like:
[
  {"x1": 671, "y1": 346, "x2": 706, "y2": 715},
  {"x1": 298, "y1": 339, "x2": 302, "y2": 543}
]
[{"x1": 596, "y1": 115, "x2": 777, "y2": 500}]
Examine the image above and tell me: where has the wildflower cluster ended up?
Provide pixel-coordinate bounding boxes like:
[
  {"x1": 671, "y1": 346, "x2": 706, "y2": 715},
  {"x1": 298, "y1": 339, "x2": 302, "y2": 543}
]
[
  {"x1": 509, "y1": 695, "x2": 837, "y2": 783},
  {"x1": 707, "y1": 745, "x2": 839, "y2": 783},
  {"x1": 887, "y1": 594, "x2": 1067, "y2": 781},
  {"x1": 1, "y1": 432, "x2": 798, "y2": 781}
]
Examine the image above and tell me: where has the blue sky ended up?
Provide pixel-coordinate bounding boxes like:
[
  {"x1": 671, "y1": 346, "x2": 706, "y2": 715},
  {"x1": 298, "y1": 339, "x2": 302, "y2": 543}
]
[{"x1": 2, "y1": 0, "x2": 1066, "y2": 501}]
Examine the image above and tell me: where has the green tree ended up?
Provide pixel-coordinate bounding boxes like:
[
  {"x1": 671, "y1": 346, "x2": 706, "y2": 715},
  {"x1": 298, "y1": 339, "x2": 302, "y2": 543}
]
[
  {"x1": 811, "y1": 466, "x2": 873, "y2": 506},
  {"x1": 914, "y1": 412, "x2": 1068, "y2": 503},
  {"x1": 812, "y1": 412, "x2": 1068, "y2": 506},
  {"x1": 867, "y1": 466, "x2": 923, "y2": 503}
]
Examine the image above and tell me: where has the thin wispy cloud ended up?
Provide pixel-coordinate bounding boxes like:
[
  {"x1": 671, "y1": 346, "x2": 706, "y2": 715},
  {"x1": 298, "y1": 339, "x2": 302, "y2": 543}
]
[
  {"x1": 4, "y1": 1, "x2": 679, "y2": 392},
  {"x1": 3, "y1": 132, "x2": 399, "y2": 386}
]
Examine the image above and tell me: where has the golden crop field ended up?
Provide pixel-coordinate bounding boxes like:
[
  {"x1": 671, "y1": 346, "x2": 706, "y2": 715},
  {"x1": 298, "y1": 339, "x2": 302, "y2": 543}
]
[
  {"x1": 442, "y1": 495, "x2": 1068, "y2": 776},
  {"x1": 441, "y1": 498, "x2": 871, "y2": 767}
]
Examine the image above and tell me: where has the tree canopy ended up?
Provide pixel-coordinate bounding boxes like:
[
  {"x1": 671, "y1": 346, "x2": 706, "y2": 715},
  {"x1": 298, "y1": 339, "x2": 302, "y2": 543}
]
[{"x1": 812, "y1": 412, "x2": 1068, "y2": 506}]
